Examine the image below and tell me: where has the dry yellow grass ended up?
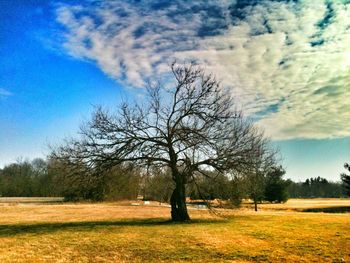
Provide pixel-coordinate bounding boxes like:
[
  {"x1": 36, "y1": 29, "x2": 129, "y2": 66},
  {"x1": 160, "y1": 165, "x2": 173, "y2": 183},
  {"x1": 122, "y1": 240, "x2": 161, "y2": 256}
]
[{"x1": 0, "y1": 198, "x2": 348, "y2": 262}]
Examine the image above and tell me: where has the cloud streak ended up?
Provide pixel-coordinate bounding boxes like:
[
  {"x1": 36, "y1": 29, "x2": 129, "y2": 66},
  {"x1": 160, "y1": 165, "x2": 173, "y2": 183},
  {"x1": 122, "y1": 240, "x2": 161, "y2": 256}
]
[
  {"x1": 55, "y1": 0, "x2": 350, "y2": 140},
  {"x1": 0, "y1": 88, "x2": 12, "y2": 97}
]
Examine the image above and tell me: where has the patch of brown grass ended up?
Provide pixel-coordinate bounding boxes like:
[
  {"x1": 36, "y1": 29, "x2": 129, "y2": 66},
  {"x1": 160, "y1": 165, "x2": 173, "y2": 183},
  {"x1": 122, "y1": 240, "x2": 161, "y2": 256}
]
[{"x1": 0, "y1": 199, "x2": 348, "y2": 262}]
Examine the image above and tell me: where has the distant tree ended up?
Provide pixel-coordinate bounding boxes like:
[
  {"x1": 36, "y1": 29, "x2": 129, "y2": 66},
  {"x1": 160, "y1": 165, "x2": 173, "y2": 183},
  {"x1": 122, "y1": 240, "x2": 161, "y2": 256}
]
[
  {"x1": 341, "y1": 163, "x2": 350, "y2": 196},
  {"x1": 47, "y1": 157, "x2": 98, "y2": 201},
  {"x1": 242, "y1": 164, "x2": 294, "y2": 209},
  {"x1": 264, "y1": 166, "x2": 289, "y2": 203},
  {"x1": 245, "y1": 170, "x2": 266, "y2": 212},
  {"x1": 229, "y1": 173, "x2": 246, "y2": 207},
  {"x1": 31, "y1": 158, "x2": 49, "y2": 196},
  {"x1": 188, "y1": 171, "x2": 231, "y2": 201},
  {"x1": 102, "y1": 164, "x2": 141, "y2": 200},
  {"x1": 144, "y1": 168, "x2": 173, "y2": 204},
  {"x1": 52, "y1": 63, "x2": 273, "y2": 221},
  {"x1": 244, "y1": 150, "x2": 276, "y2": 211},
  {"x1": 0, "y1": 168, "x2": 3, "y2": 196}
]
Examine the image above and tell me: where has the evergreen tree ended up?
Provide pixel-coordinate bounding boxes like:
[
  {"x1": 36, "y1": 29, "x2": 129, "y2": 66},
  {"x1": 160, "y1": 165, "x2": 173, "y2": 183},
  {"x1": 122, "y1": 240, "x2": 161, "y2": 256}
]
[
  {"x1": 340, "y1": 163, "x2": 350, "y2": 196},
  {"x1": 264, "y1": 166, "x2": 289, "y2": 203}
]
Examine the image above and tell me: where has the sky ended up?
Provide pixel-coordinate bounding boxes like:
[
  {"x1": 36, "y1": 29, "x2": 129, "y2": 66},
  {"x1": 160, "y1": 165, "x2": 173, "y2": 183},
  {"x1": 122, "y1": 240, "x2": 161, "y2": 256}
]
[{"x1": 0, "y1": 0, "x2": 349, "y2": 181}]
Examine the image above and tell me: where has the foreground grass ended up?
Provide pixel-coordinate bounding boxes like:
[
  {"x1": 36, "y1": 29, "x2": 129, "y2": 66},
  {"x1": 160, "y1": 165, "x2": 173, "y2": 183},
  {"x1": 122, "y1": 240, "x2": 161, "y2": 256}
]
[{"x1": 0, "y1": 200, "x2": 349, "y2": 262}]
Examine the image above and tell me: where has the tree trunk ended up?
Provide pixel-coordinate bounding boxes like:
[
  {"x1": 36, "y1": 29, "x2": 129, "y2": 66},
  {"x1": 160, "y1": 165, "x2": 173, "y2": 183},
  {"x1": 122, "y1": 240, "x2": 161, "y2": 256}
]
[
  {"x1": 170, "y1": 174, "x2": 190, "y2": 221},
  {"x1": 254, "y1": 198, "x2": 258, "y2": 212}
]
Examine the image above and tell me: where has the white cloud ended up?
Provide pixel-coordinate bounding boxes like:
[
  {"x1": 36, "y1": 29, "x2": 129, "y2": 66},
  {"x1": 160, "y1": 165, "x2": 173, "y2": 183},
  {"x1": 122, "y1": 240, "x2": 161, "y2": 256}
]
[
  {"x1": 0, "y1": 88, "x2": 12, "y2": 97},
  {"x1": 55, "y1": 0, "x2": 350, "y2": 140}
]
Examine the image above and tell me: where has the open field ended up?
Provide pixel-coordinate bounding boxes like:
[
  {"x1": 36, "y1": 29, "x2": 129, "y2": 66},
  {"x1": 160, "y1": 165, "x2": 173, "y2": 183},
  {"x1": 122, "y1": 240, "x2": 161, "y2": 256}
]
[{"x1": 0, "y1": 198, "x2": 349, "y2": 262}]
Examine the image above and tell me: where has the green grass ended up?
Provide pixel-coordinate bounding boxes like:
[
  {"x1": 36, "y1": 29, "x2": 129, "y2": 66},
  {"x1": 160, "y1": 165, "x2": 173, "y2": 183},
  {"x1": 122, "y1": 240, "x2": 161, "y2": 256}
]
[{"x1": 0, "y1": 200, "x2": 349, "y2": 262}]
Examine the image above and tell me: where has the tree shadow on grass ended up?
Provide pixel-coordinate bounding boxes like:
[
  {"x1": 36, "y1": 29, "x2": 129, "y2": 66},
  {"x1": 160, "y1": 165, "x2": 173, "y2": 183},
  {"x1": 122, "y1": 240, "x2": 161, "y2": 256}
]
[
  {"x1": 0, "y1": 218, "x2": 224, "y2": 237},
  {"x1": 300, "y1": 206, "x2": 350, "y2": 213}
]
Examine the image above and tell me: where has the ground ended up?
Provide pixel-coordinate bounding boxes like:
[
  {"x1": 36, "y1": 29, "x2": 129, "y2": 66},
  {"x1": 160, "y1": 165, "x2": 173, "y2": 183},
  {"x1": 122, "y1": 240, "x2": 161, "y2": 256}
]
[{"x1": 0, "y1": 198, "x2": 349, "y2": 262}]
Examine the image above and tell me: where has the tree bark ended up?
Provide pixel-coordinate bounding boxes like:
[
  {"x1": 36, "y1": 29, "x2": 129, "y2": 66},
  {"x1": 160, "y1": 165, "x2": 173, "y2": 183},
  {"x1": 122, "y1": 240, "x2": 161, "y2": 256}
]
[
  {"x1": 170, "y1": 173, "x2": 190, "y2": 221},
  {"x1": 254, "y1": 198, "x2": 258, "y2": 212}
]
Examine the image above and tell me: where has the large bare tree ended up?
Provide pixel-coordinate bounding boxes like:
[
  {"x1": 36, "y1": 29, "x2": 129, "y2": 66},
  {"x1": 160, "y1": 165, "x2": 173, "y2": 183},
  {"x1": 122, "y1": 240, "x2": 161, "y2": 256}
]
[{"x1": 53, "y1": 63, "x2": 271, "y2": 221}]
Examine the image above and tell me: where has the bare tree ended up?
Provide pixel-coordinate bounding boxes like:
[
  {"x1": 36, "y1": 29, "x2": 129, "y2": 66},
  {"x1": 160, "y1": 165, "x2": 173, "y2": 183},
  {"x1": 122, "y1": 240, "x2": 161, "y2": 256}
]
[
  {"x1": 52, "y1": 63, "x2": 271, "y2": 221},
  {"x1": 242, "y1": 148, "x2": 276, "y2": 211}
]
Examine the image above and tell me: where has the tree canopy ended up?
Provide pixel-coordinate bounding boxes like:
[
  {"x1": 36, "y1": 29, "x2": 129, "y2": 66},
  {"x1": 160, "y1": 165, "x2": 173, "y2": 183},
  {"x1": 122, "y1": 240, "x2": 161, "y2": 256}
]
[{"x1": 52, "y1": 63, "x2": 275, "y2": 221}]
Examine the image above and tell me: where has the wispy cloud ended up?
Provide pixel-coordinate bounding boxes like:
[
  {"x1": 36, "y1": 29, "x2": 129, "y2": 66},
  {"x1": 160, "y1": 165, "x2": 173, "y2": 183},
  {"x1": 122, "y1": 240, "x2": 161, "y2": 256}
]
[
  {"x1": 55, "y1": 0, "x2": 350, "y2": 140},
  {"x1": 0, "y1": 88, "x2": 13, "y2": 97}
]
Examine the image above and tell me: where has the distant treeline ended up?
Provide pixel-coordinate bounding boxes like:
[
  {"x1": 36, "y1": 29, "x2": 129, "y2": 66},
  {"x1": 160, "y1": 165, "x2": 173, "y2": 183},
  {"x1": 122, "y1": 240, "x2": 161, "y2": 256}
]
[
  {"x1": 0, "y1": 158, "x2": 140, "y2": 200},
  {"x1": 0, "y1": 158, "x2": 58, "y2": 197},
  {"x1": 287, "y1": 177, "x2": 344, "y2": 198},
  {"x1": 0, "y1": 158, "x2": 347, "y2": 202}
]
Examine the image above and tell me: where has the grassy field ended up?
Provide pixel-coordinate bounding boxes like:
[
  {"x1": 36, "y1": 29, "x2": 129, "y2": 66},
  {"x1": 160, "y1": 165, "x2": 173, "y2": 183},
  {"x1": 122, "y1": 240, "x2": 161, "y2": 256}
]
[{"x1": 0, "y1": 198, "x2": 349, "y2": 262}]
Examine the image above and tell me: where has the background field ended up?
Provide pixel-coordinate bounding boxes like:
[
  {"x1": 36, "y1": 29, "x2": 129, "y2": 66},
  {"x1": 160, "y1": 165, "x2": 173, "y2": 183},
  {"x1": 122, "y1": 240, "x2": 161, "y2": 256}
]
[{"x1": 0, "y1": 198, "x2": 349, "y2": 262}]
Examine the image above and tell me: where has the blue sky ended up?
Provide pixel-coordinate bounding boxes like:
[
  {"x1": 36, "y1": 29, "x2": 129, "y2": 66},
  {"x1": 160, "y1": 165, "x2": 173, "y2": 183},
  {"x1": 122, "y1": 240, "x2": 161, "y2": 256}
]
[{"x1": 1, "y1": 0, "x2": 349, "y2": 181}]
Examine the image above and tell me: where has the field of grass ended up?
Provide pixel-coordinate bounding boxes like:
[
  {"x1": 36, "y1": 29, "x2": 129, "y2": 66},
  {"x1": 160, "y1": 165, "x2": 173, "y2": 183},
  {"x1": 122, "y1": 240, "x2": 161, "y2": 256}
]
[{"x1": 0, "y1": 198, "x2": 349, "y2": 262}]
